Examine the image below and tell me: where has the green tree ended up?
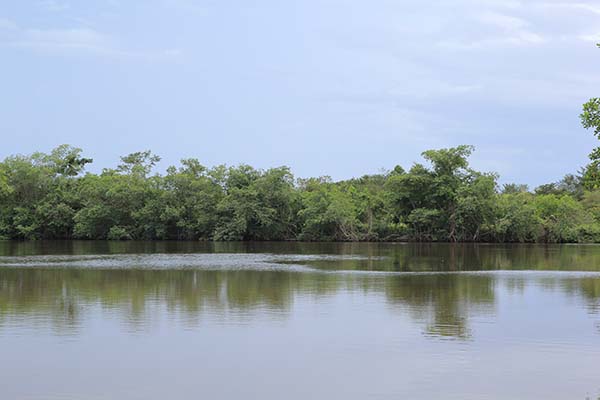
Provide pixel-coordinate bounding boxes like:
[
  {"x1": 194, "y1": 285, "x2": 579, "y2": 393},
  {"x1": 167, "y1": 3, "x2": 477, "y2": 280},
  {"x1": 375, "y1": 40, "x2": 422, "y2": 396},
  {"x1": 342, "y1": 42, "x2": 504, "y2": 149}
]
[
  {"x1": 73, "y1": 151, "x2": 160, "y2": 240},
  {"x1": 385, "y1": 145, "x2": 496, "y2": 241},
  {"x1": 146, "y1": 159, "x2": 223, "y2": 240},
  {"x1": 533, "y1": 194, "x2": 594, "y2": 242},
  {"x1": 581, "y1": 98, "x2": 600, "y2": 189},
  {"x1": 298, "y1": 179, "x2": 362, "y2": 241},
  {"x1": 214, "y1": 166, "x2": 298, "y2": 240},
  {"x1": 0, "y1": 145, "x2": 91, "y2": 239},
  {"x1": 0, "y1": 144, "x2": 598, "y2": 243},
  {"x1": 493, "y1": 192, "x2": 541, "y2": 242}
]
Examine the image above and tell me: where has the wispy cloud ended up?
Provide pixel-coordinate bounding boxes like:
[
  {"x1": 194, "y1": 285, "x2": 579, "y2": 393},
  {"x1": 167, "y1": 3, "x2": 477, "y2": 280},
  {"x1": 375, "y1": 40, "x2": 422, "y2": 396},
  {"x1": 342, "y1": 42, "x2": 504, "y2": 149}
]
[
  {"x1": 578, "y1": 32, "x2": 600, "y2": 43},
  {"x1": 532, "y1": 2, "x2": 600, "y2": 43},
  {"x1": 541, "y1": 2, "x2": 600, "y2": 15},
  {"x1": 438, "y1": 33, "x2": 545, "y2": 50},
  {"x1": 15, "y1": 27, "x2": 109, "y2": 51},
  {"x1": 439, "y1": 11, "x2": 545, "y2": 50},
  {"x1": 0, "y1": 18, "x2": 18, "y2": 30},
  {"x1": 479, "y1": 11, "x2": 544, "y2": 44},
  {"x1": 478, "y1": 11, "x2": 529, "y2": 30},
  {"x1": 38, "y1": 0, "x2": 70, "y2": 12},
  {"x1": 0, "y1": 18, "x2": 182, "y2": 60}
]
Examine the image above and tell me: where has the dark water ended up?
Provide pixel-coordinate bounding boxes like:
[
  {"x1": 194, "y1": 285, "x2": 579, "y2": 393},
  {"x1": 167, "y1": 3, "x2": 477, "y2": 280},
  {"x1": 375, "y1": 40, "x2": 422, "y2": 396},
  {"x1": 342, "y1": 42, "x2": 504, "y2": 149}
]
[{"x1": 1, "y1": 242, "x2": 600, "y2": 400}]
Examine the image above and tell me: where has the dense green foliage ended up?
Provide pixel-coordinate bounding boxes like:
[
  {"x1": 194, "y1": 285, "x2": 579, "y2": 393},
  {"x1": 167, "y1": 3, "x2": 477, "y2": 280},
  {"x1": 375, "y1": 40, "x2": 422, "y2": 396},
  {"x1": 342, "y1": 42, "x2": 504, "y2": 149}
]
[
  {"x1": 581, "y1": 97, "x2": 600, "y2": 190},
  {"x1": 1, "y1": 142, "x2": 599, "y2": 242}
]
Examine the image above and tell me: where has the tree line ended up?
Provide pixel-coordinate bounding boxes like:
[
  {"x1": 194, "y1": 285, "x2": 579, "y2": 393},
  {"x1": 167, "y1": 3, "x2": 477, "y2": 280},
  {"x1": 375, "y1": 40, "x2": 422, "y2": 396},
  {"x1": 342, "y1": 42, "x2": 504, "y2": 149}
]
[
  {"x1": 2, "y1": 73, "x2": 600, "y2": 243},
  {"x1": 0, "y1": 139, "x2": 598, "y2": 243}
]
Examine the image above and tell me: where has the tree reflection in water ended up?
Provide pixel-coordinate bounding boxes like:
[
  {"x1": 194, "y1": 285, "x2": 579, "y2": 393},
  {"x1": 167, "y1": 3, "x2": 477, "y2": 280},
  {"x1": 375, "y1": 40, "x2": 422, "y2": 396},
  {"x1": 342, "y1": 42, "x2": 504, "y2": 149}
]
[{"x1": 1, "y1": 267, "x2": 599, "y2": 339}]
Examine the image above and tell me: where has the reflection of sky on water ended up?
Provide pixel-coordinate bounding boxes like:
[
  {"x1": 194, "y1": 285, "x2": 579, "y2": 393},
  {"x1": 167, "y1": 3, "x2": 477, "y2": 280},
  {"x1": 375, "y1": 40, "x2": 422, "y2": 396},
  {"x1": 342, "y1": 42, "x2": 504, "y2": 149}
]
[
  {"x1": 1, "y1": 269, "x2": 600, "y2": 400},
  {"x1": 1, "y1": 242, "x2": 600, "y2": 399}
]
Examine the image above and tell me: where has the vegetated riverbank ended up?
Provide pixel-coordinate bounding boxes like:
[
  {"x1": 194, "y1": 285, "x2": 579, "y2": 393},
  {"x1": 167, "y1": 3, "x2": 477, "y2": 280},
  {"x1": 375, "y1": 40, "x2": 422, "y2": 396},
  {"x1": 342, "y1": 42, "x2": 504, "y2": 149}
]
[
  {"x1": 3, "y1": 69, "x2": 600, "y2": 243},
  {"x1": 1, "y1": 143, "x2": 599, "y2": 243}
]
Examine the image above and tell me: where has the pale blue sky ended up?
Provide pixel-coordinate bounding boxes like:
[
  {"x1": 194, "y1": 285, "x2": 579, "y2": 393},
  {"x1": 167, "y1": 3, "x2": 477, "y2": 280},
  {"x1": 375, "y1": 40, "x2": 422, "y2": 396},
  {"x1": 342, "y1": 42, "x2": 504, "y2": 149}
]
[{"x1": 1, "y1": 0, "x2": 599, "y2": 186}]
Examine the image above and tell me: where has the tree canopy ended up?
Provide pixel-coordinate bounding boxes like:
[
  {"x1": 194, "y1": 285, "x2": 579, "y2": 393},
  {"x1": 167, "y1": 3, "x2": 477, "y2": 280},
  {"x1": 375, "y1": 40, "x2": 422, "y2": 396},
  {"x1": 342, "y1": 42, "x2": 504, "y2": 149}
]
[{"x1": 0, "y1": 144, "x2": 598, "y2": 243}]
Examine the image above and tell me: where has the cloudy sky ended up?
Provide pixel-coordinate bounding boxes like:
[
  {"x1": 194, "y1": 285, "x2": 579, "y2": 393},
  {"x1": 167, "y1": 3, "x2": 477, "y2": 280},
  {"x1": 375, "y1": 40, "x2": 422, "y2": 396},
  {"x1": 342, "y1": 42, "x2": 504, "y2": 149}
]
[{"x1": 1, "y1": 0, "x2": 599, "y2": 186}]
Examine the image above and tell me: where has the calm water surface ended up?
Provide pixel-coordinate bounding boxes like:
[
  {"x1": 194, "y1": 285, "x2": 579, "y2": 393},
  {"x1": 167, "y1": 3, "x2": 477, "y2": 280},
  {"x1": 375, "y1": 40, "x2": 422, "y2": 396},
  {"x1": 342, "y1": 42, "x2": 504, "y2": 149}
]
[{"x1": 1, "y1": 241, "x2": 600, "y2": 400}]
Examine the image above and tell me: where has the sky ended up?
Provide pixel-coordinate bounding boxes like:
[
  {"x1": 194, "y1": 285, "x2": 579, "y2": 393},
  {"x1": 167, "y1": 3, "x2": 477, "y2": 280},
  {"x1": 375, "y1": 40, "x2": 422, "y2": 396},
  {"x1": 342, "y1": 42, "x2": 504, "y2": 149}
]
[{"x1": 1, "y1": 0, "x2": 599, "y2": 187}]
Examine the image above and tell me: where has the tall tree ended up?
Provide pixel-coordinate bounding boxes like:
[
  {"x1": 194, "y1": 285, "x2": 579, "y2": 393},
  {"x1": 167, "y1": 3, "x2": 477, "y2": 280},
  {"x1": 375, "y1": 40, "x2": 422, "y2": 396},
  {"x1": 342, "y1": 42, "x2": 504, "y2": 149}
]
[{"x1": 579, "y1": 44, "x2": 600, "y2": 190}]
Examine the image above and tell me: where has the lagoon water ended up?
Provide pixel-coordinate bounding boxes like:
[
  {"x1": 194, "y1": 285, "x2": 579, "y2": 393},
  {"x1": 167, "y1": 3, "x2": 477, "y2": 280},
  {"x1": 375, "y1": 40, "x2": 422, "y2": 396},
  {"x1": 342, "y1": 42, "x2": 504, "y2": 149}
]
[{"x1": 1, "y1": 241, "x2": 599, "y2": 399}]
